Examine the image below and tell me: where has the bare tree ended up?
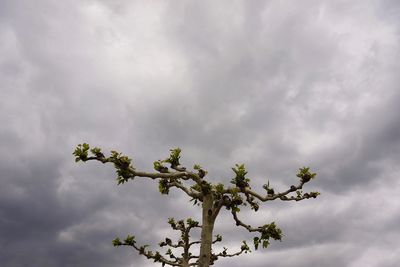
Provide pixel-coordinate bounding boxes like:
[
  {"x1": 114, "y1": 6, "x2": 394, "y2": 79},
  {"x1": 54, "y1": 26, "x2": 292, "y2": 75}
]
[{"x1": 73, "y1": 143, "x2": 319, "y2": 267}]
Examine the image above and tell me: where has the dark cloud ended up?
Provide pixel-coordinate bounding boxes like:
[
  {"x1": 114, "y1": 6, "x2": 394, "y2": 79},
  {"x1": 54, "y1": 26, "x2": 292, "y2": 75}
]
[{"x1": 1, "y1": 1, "x2": 399, "y2": 267}]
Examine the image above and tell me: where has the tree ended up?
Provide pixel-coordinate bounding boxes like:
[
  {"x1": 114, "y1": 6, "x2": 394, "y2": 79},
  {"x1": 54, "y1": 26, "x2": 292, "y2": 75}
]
[{"x1": 73, "y1": 143, "x2": 320, "y2": 267}]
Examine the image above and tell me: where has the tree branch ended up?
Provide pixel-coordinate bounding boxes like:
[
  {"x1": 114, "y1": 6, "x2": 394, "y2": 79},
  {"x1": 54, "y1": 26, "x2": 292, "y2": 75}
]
[
  {"x1": 231, "y1": 210, "x2": 260, "y2": 232},
  {"x1": 243, "y1": 181, "x2": 319, "y2": 202},
  {"x1": 80, "y1": 155, "x2": 202, "y2": 199},
  {"x1": 243, "y1": 181, "x2": 304, "y2": 201},
  {"x1": 214, "y1": 247, "x2": 245, "y2": 258},
  {"x1": 230, "y1": 210, "x2": 282, "y2": 250},
  {"x1": 113, "y1": 236, "x2": 181, "y2": 267}
]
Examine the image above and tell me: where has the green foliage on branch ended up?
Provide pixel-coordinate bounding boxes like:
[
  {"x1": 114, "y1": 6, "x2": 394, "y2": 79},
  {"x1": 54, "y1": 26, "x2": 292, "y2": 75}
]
[
  {"x1": 240, "y1": 240, "x2": 251, "y2": 253},
  {"x1": 297, "y1": 167, "x2": 317, "y2": 183},
  {"x1": 159, "y1": 179, "x2": 170, "y2": 194},
  {"x1": 165, "y1": 148, "x2": 182, "y2": 167},
  {"x1": 154, "y1": 160, "x2": 169, "y2": 173},
  {"x1": 73, "y1": 143, "x2": 90, "y2": 162},
  {"x1": 253, "y1": 222, "x2": 282, "y2": 250},
  {"x1": 74, "y1": 144, "x2": 320, "y2": 267},
  {"x1": 231, "y1": 164, "x2": 250, "y2": 188}
]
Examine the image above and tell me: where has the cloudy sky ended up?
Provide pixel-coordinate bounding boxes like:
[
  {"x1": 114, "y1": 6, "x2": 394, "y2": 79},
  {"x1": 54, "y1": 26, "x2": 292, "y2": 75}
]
[{"x1": 1, "y1": 1, "x2": 400, "y2": 266}]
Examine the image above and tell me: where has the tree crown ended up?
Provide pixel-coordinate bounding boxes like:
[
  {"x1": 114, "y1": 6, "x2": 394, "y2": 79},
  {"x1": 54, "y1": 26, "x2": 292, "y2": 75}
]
[{"x1": 74, "y1": 144, "x2": 319, "y2": 266}]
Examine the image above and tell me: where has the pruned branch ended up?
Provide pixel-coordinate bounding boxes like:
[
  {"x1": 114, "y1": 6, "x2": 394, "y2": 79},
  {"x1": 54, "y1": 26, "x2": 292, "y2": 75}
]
[
  {"x1": 231, "y1": 209, "x2": 282, "y2": 250},
  {"x1": 223, "y1": 166, "x2": 319, "y2": 203},
  {"x1": 209, "y1": 241, "x2": 251, "y2": 265},
  {"x1": 242, "y1": 180, "x2": 319, "y2": 202},
  {"x1": 231, "y1": 210, "x2": 262, "y2": 232},
  {"x1": 214, "y1": 245, "x2": 247, "y2": 258},
  {"x1": 73, "y1": 144, "x2": 202, "y2": 199},
  {"x1": 113, "y1": 236, "x2": 181, "y2": 267}
]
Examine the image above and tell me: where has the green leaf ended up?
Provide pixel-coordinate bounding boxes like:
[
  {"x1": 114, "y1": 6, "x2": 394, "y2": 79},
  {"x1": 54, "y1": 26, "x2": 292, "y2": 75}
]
[
  {"x1": 82, "y1": 143, "x2": 89, "y2": 150},
  {"x1": 215, "y1": 234, "x2": 222, "y2": 242},
  {"x1": 253, "y1": 237, "x2": 259, "y2": 250},
  {"x1": 214, "y1": 183, "x2": 225, "y2": 194},
  {"x1": 296, "y1": 167, "x2": 317, "y2": 182},
  {"x1": 158, "y1": 179, "x2": 170, "y2": 194},
  {"x1": 124, "y1": 235, "x2": 135, "y2": 245},
  {"x1": 241, "y1": 240, "x2": 250, "y2": 253},
  {"x1": 73, "y1": 143, "x2": 90, "y2": 161},
  {"x1": 187, "y1": 218, "x2": 199, "y2": 227},
  {"x1": 193, "y1": 164, "x2": 202, "y2": 170},
  {"x1": 112, "y1": 237, "x2": 122, "y2": 246},
  {"x1": 90, "y1": 147, "x2": 101, "y2": 155},
  {"x1": 232, "y1": 206, "x2": 240, "y2": 213},
  {"x1": 230, "y1": 164, "x2": 250, "y2": 188},
  {"x1": 165, "y1": 148, "x2": 181, "y2": 166}
]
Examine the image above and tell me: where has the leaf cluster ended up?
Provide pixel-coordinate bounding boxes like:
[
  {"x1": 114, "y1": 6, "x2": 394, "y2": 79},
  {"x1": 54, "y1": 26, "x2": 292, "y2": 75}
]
[
  {"x1": 230, "y1": 164, "x2": 250, "y2": 188},
  {"x1": 112, "y1": 235, "x2": 136, "y2": 247},
  {"x1": 164, "y1": 148, "x2": 182, "y2": 167},
  {"x1": 297, "y1": 167, "x2": 317, "y2": 183},
  {"x1": 159, "y1": 179, "x2": 170, "y2": 195},
  {"x1": 253, "y1": 222, "x2": 282, "y2": 250},
  {"x1": 110, "y1": 151, "x2": 134, "y2": 184},
  {"x1": 73, "y1": 143, "x2": 90, "y2": 162}
]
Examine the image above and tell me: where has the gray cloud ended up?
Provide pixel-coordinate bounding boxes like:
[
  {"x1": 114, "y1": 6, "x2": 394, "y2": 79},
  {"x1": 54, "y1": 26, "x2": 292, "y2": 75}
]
[{"x1": 1, "y1": 1, "x2": 399, "y2": 267}]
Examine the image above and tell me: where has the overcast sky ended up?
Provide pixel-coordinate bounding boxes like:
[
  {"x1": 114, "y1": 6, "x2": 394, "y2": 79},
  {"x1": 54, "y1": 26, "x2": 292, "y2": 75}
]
[{"x1": 1, "y1": 1, "x2": 400, "y2": 267}]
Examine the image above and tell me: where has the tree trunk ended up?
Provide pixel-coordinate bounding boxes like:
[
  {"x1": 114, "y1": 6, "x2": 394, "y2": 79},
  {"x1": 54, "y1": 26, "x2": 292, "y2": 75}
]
[
  {"x1": 198, "y1": 194, "x2": 215, "y2": 267},
  {"x1": 182, "y1": 228, "x2": 190, "y2": 267}
]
